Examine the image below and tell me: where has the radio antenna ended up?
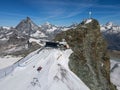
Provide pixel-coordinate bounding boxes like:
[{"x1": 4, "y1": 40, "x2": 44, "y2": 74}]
[{"x1": 89, "y1": 11, "x2": 92, "y2": 19}]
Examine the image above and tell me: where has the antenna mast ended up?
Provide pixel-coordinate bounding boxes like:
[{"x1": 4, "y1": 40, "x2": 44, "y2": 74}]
[{"x1": 89, "y1": 11, "x2": 92, "y2": 19}]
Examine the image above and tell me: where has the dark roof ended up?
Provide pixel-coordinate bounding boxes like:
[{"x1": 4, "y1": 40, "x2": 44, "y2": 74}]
[{"x1": 45, "y1": 42, "x2": 59, "y2": 48}]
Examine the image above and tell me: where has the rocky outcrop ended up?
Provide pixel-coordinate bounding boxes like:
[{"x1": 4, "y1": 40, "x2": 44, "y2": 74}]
[{"x1": 55, "y1": 19, "x2": 116, "y2": 90}]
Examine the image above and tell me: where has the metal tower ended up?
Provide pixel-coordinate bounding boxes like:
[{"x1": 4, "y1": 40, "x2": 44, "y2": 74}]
[{"x1": 89, "y1": 11, "x2": 92, "y2": 18}]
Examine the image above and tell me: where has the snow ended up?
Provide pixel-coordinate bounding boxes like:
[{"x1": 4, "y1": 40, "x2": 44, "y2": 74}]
[
  {"x1": 46, "y1": 27, "x2": 57, "y2": 32},
  {"x1": 62, "y1": 27, "x2": 71, "y2": 31},
  {"x1": 85, "y1": 19, "x2": 92, "y2": 24},
  {"x1": 6, "y1": 32, "x2": 13, "y2": 36},
  {"x1": 29, "y1": 38, "x2": 40, "y2": 44},
  {"x1": 100, "y1": 22, "x2": 120, "y2": 33},
  {"x1": 100, "y1": 26, "x2": 106, "y2": 32},
  {"x1": 45, "y1": 22, "x2": 51, "y2": 26},
  {"x1": 2, "y1": 26, "x2": 10, "y2": 30},
  {"x1": 31, "y1": 30, "x2": 46, "y2": 38},
  {"x1": 110, "y1": 59, "x2": 120, "y2": 90},
  {"x1": 29, "y1": 38, "x2": 45, "y2": 46},
  {"x1": 6, "y1": 46, "x2": 24, "y2": 53},
  {"x1": 0, "y1": 48, "x2": 90, "y2": 90},
  {"x1": 106, "y1": 22, "x2": 113, "y2": 28},
  {"x1": 0, "y1": 38, "x2": 8, "y2": 41},
  {"x1": 0, "y1": 56, "x2": 22, "y2": 69}
]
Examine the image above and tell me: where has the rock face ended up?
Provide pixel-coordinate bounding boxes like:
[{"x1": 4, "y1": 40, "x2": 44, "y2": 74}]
[
  {"x1": 15, "y1": 17, "x2": 40, "y2": 37},
  {"x1": 55, "y1": 19, "x2": 116, "y2": 90}
]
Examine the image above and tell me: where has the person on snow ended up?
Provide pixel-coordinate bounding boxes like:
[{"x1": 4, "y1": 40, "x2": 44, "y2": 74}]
[{"x1": 37, "y1": 66, "x2": 42, "y2": 72}]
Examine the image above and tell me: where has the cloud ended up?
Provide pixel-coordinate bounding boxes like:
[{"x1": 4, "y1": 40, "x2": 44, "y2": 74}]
[
  {"x1": 27, "y1": 0, "x2": 94, "y2": 19},
  {"x1": 93, "y1": 4, "x2": 120, "y2": 9}
]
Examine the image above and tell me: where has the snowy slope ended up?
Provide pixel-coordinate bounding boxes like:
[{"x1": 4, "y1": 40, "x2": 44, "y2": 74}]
[
  {"x1": 85, "y1": 19, "x2": 92, "y2": 24},
  {"x1": 0, "y1": 56, "x2": 22, "y2": 69},
  {"x1": 41, "y1": 22, "x2": 58, "y2": 33},
  {"x1": 0, "y1": 48, "x2": 89, "y2": 90},
  {"x1": 110, "y1": 60, "x2": 120, "y2": 90},
  {"x1": 41, "y1": 22, "x2": 77, "y2": 35},
  {"x1": 2, "y1": 26, "x2": 10, "y2": 30}
]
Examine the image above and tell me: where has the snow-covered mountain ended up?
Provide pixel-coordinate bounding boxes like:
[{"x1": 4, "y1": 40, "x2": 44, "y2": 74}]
[
  {"x1": 0, "y1": 27, "x2": 15, "y2": 41},
  {"x1": 0, "y1": 17, "x2": 77, "y2": 57},
  {"x1": 0, "y1": 17, "x2": 47, "y2": 41},
  {"x1": 0, "y1": 48, "x2": 90, "y2": 90},
  {"x1": 101, "y1": 22, "x2": 120, "y2": 33},
  {"x1": 101, "y1": 22, "x2": 120, "y2": 50},
  {"x1": 40, "y1": 22, "x2": 77, "y2": 40},
  {"x1": 16, "y1": 17, "x2": 39, "y2": 35},
  {"x1": 1, "y1": 26, "x2": 11, "y2": 30},
  {"x1": 0, "y1": 17, "x2": 77, "y2": 41},
  {"x1": 41, "y1": 22, "x2": 77, "y2": 33},
  {"x1": 41, "y1": 22, "x2": 58, "y2": 33},
  {"x1": 0, "y1": 18, "x2": 43, "y2": 56},
  {"x1": 15, "y1": 17, "x2": 46, "y2": 38}
]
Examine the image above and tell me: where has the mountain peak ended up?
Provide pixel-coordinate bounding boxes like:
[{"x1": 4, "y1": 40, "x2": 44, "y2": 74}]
[
  {"x1": 55, "y1": 19, "x2": 116, "y2": 90},
  {"x1": 15, "y1": 17, "x2": 40, "y2": 37},
  {"x1": 16, "y1": 17, "x2": 39, "y2": 29},
  {"x1": 26, "y1": 16, "x2": 31, "y2": 20},
  {"x1": 106, "y1": 22, "x2": 113, "y2": 27},
  {"x1": 44, "y1": 21, "x2": 51, "y2": 25},
  {"x1": 25, "y1": 17, "x2": 32, "y2": 23}
]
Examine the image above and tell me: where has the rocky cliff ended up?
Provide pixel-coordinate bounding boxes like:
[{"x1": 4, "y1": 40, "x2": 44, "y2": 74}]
[{"x1": 55, "y1": 19, "x2": 116, "y2": 90}]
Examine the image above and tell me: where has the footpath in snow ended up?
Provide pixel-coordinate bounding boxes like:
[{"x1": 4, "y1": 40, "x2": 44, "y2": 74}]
[{"x1": 0, "y1": 48, "x2": 90, "y2": 90}]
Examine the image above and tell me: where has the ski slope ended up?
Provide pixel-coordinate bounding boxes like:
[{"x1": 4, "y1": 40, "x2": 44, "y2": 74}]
[{"x1": 0, "y1": 48, "x2": 90, "y2": 90}]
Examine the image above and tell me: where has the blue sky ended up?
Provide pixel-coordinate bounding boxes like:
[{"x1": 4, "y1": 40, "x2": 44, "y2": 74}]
[{"x1": 0, "y1": 0, "x2": 120, "y2": 26}]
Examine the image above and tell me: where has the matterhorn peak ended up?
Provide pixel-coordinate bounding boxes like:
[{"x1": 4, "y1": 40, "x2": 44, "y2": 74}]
[
  {"x1": 26, "y1": 16, "x2": 31, "y2": 22},
  {"x1": 15, "y1": 17, "x2": 40, "y2": 37},
  {"x1": 26, "y1": 16, "x2": 31, "y2": 20}
]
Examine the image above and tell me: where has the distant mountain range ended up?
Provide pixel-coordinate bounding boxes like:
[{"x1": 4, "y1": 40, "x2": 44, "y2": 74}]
[
  {"x1": 101, "y1": 22, "x2": 120, "y2": 50},
  {"x1": 0, "y1": 17, "x2": 120, "y2": 51},
  {"x1": 0, "y1": 17, "x2": 77, "y2": 56},
  {"x1": 0, "y1": 17, "x2": 77, "y2": 40}
]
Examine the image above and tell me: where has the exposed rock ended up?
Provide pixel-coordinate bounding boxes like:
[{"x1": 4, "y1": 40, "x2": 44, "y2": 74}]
[{"x1": 55, "y1": 19, "x2": 116, "y2": 90}]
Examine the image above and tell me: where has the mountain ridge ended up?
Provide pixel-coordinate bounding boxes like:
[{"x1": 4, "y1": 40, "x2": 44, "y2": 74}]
[{"x1": 55, "y1": 18, "x2": 116, "y2": 90}]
